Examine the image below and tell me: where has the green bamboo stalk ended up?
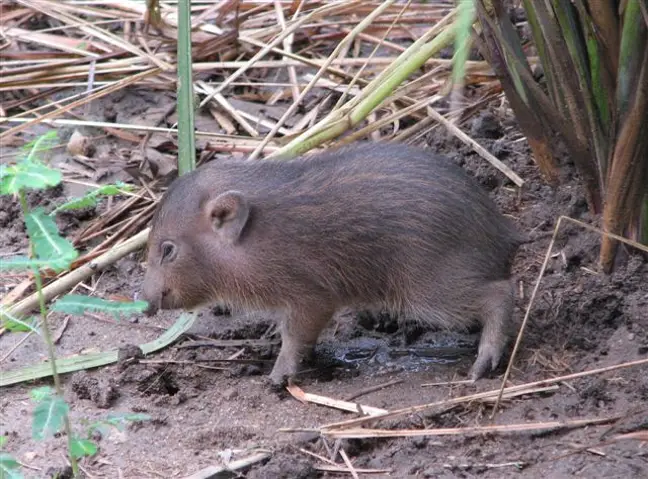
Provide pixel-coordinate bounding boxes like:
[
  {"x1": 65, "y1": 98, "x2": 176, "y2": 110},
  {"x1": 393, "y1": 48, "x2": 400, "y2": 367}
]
[
  {"x1": 176, "y1": 0, "x2": 196, "y2": 175},
  {"x1": 270, "y1": 23, "x2": 457, "y2": 159},
  {"x1": 17, "y1": 191, "x2": 79, "y2": 475},
  {"x1": 450, "y1": 0, "x2": 476, "y2": 103}
]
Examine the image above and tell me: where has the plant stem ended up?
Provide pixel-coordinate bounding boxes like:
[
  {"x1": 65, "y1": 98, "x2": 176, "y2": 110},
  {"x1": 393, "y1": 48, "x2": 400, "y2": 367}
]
[
  {"x1": 19, "y1": 191, "x2": 79, "y2": 476},
  {"x1": 176, "y1": 0, "x2": 196, "y2": 175}
]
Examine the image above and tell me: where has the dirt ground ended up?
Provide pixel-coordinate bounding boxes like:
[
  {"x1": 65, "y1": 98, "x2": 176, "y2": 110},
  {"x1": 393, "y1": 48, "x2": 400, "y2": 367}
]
[{"x1": 1, "y1": 89, "x2": 647, "y2": 479}]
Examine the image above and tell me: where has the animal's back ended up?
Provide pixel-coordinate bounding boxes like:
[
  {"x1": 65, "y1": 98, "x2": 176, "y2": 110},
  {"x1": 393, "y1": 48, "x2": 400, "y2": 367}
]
[{"x1": 162, "y1": 143, "x2": 519, "y2": 318}]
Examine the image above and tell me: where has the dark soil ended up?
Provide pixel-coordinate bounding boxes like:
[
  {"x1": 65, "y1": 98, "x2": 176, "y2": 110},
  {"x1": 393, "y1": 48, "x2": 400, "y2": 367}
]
[{"x1": 1, "y1": 91, "x2": 647, "y2": 478}]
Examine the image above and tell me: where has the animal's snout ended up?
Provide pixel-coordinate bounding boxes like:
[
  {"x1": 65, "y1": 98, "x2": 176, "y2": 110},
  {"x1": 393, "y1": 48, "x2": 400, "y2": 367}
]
[
  {"x1": 138, "y1": 278, "x2": 165, "y2": 316},
  {"x1": 143, "y1": 300, "x2": 159, "y2": 316}
]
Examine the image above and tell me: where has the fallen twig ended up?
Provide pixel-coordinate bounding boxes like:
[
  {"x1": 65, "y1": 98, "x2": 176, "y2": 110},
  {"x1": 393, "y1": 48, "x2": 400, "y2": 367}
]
[
  {"x1": 181, "y1": 450, "x2": 272, "y2": 479},
  {"x1": 317, "y1": 416, "x2": 619, "y2": 439},
  {"x1": 287, "y1": 384, "x2": 388, "y2": 416},
  {"x1": 345, "y1": 378, "x2": 404, "y2": 401},
  {"x1": 316, "y1": 357, "x2": 648, "y2": 431}
]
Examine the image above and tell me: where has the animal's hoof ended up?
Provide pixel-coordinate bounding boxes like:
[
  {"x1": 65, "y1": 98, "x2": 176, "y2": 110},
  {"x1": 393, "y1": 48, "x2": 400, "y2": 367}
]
[{"x1": 470, "y1": 346, "x2": 503, "y2": 380}]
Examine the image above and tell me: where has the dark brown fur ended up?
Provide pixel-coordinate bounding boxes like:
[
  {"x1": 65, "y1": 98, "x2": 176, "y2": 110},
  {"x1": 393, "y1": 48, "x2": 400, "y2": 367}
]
[{"x1": 141, "y1": 142, "x2": 524, "y2": 384}]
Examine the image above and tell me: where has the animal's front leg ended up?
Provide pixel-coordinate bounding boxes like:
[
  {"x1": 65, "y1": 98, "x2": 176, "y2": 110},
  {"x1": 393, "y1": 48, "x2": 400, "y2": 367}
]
[{"x1": 269, "y1": 306, "x2": 334, "y2": 387}]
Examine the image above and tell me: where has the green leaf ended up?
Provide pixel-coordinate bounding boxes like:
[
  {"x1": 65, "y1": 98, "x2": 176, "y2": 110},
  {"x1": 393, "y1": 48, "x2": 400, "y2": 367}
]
[
  {"x1": 88, "y1": 413, "x2": 152, "y2": 436},
  {"x1": 0, "y1": 256, "x2": 70, "y2": 272},
  {"x1": 104, "y1": 412, "x2": 152, "y2": 429},
  {"x1": 69, "y1": 437, "x2": 98, "y2": 459},
  {"x1": 0, "y1": 162, "x2": 62, "y2": 196},
  {"x1": 24, "y1": 208, "x2": 78, "y2": 272},
  {"x1": 51, "y1": 182, "x2": 134, "y2": 215},
  {"x1": 0, "y1": 453, "x2": 23, "y2": 479},
  {"x1": 1, "y1": 132, "x2": 61, "y2": 195},
  {"x1": 51, "y1": 295, "x2": 149, "y2": 320},
  {"x1": 30, "y1": 386, "x2": 54, "y2": 402},
  {"x1": 0, "y1": 309, "x2": 40, "y2": 334},
  {"x1": 19, "y1": 131, "x2": 59, "y2": 163},
  {"x1": 32, "y1": 393, "x2": 69, "y2": 441},
  {"x1": 0, "y1": 436, "x2": 7, "y2": 449}
]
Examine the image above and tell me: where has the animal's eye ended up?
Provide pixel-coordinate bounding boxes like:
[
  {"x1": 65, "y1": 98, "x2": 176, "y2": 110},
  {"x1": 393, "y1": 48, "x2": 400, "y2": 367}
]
[{"x1": 160, "y1": 241, "x2": 177, "y2": 263}]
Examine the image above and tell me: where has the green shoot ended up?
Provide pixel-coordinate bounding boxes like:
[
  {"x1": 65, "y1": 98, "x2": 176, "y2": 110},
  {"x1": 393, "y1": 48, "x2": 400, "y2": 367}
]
[
  {"x1": 1, "y1": 130, "x2": 152, "y2": 476},
  {"x1": 69, "y1": 438, "x2": 98, "y2": 459},
  {"x1": 87, "y1": 413, "x2": 152, "y2": 436},
  {"x1": 0, "y1": 309, "x2": 40, "y2": 334},
  {"x1": 0, "y1": 131, "x2": 61, "y2": 195},
  {"x1": 50, "y1": 182, "x2": 135, "y2": 215}
]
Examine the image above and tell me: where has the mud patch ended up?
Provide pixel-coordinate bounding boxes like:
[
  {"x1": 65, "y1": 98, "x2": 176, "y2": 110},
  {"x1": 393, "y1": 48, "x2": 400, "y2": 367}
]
[{"x1": 70, "y1": 371, "x2": 120, "y2": 409}]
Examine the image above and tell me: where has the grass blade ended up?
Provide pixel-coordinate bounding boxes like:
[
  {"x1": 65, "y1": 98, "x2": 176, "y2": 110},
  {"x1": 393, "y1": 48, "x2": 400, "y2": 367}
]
[
  {"x1": 600, "y1": 40, "x2": 648, "y2": 270},
  {"x1": 476, "y1": 1, "x2": 560, "y2": 183}
]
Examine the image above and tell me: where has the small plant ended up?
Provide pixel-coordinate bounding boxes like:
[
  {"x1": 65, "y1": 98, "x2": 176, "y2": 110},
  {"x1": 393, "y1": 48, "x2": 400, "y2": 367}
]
[
  {"x1": 0, "y1": 436, "x2": 22, "y2": 479},
  {"x1": 473, "y1": 0, "x2": 648, "y2": 271},
  {"x1": 0, "y1": 131, "x2": 150, "y2": 477}
]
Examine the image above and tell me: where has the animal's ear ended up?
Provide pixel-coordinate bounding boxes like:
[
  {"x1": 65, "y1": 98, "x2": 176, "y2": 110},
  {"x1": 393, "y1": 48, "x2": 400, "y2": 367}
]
[{"x1": 203, "y1": 190, "x2": 250, "y2": 244}]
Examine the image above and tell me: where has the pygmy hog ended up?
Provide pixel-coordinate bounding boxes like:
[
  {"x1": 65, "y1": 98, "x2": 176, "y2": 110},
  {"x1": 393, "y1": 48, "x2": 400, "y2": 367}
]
[{"x1": 141, "y1": 142, "x2": 524, "y2": 385}]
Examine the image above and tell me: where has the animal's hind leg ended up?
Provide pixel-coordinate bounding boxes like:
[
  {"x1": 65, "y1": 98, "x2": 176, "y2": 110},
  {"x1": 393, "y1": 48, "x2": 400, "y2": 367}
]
[{"x1": 470, "y1": 279, "x2": 515, "y2": 380}]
